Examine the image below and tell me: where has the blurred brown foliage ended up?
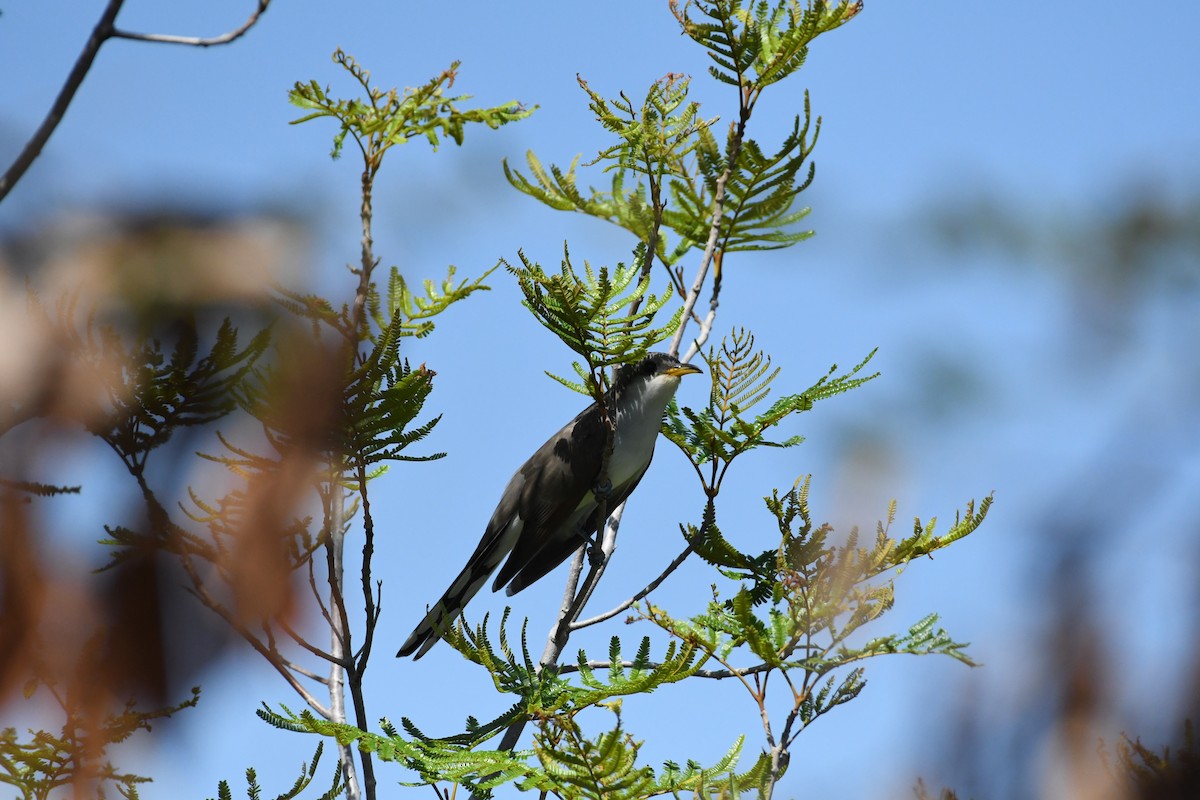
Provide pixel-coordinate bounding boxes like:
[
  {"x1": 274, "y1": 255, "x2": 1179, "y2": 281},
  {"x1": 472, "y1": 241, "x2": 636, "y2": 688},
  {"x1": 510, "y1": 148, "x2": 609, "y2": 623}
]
[{"x1": 0, "y1": 208, "x2": 317, "y2": 793}]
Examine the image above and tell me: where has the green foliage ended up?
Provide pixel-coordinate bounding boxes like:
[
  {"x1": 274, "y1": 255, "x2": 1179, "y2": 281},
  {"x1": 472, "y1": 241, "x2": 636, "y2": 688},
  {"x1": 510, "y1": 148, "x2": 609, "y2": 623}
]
[
  {"x1": 641, "y1": 477, "x2": 990, "y2": 742},
  {"x1": 342, "y1": 343, "x2": 442, "y2": 469},
  {"x1": 256, "y1": 703, "x2": 538, "y2": 798},
  {"x1": 507, "y1": 2, "x2": 857, "y2": 275},
  {"x1": 0, "y1": 687, "x2": 199, "y2": 800},
  {"x1": 672, "y1": 0, "x2": 862, "y2": 93},
  {"x1": 530, "y1": 707, "x2": 767, "y2": 800},
  {"x1": 289, "y1": 49, "x2": 533, "y2": 165},
  {"x1": 437, "y1": 612, "x2": 707, "y2": 722},
  {"x1": 506, "y1": 70, "x2": 824, "y2": 268},
  {"x1": 668, "y1": 97, "x2": 821, "y2": 254},
  {"x1": 506, "y1": 245, "x2": 683, "y2": 396},
  {"x1": 664, "y1": 329, "x2": 877, "y2": 491},
  {"x1": 47, "y1": 301, "x2": 270, "y2": 472},
  {"x1": 208, "y1": 743, "x2": 345, "y2": 800},
  {"x1": 277, "y1": 265, "x2": 492, "y2": 343},
  {"x1": 35, "y1": 299, "x2": 270, "y2": 568},
  {"x1": 367, "y1": 265, "x2": 493, "y2": 340},
  {"x1": 231, "y1": 265, "x2": 493, "y2": 493},
  {"x1": 255, "y1": 623, "x2": 746, "y2": 798},
  {"x1": 505, "y1": 75, "x2": 713, "y2": 264}
]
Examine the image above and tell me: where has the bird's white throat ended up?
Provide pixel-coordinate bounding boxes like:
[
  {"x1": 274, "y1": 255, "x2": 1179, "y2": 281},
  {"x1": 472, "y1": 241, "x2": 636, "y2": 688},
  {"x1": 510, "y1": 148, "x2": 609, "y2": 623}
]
[{"x1": 608, "y1": 373, "x2": 681, "y2": 487}]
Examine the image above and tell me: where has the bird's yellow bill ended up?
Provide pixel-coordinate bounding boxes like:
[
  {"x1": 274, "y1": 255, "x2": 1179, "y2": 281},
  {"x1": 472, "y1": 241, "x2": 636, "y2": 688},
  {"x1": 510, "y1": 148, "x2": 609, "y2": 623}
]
[{"x1": 665, "y1": 364, "x2": 703, "y2": 377}]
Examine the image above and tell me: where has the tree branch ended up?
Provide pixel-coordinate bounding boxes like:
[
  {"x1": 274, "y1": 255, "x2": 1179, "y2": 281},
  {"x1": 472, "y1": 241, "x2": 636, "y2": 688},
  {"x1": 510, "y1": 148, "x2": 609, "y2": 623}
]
[
  {"x1": 570, "y1": 539, "x2": 694, "y2": 630},
  {"x1": 0, "y1": 1, "x2": 274, "y2": 203},
  {"x1": 0, "y1": 0, "x2": 126, "y2": 202},
  {"x1": 110, "y1": 1, "x2": 272, "y2": 47},
  {"x1": 557, "y1": 658, "x2": 775, "y2": 680}
]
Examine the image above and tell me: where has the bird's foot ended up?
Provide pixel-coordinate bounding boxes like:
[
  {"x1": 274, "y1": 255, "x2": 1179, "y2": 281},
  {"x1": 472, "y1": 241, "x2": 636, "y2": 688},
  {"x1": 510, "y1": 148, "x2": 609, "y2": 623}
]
[{"x1": 587, "y1": 537, "x2": 605, "y2": 567}]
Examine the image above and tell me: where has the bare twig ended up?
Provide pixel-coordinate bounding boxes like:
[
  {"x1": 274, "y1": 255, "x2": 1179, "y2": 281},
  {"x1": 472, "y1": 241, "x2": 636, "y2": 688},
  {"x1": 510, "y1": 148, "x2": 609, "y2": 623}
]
[
  {"x1": 278, "y1": 656, "x2": 329, "y2": 685},
  {"x1": 179, "y1": 554, "x2": 333, "y2": 718},
  {"x1": 110, "y1": 1, "x2": 272, "y2": 47},
  {"x1": 0, "y1": 0, "x2": 125, "y2": 202},
  {"x1": 557, "y1": 659, "x2": 777, "y2": 680},
  {"x1": 682, "y1": 249, "x2": 723, "y2": 362},
  {"x1": 277, "y1": 617, "x2": 345, "y2": 665},
  {"x1": 571, "y1": 540, "x2": 693, "y2": 630},
  {"x1": 355, "y1": 466, "x2": 380, "y2": 666},
  {"x1": 668, "y1": 173, "x2": 730, "y2": 359},
  {"x1": 0, "y1": 1, "x2": 273, "y2": 202},
  {"x1": 307, "y1": 552, "x2": 336, "y2": 628},
  {"x1": 264, "y1": 623, "x2": 338, "y2": 683}
]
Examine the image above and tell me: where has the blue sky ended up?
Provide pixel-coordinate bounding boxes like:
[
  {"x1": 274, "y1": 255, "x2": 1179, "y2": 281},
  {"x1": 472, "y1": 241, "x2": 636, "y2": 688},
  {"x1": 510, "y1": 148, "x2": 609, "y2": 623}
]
[{"x1": 3, "y1": 2, "x2": 1200, "y2": 797}]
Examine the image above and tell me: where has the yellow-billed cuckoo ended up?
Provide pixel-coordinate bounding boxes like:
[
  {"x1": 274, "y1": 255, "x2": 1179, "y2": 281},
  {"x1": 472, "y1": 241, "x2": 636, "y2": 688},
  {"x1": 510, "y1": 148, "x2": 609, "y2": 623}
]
[{"x1": 397, "y1": 352, "x2": 702, "y2": 659}]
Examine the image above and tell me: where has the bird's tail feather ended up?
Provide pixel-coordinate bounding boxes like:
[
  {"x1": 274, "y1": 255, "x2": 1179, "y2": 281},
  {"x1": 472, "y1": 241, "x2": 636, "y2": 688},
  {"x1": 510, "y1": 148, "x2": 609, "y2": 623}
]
[
  {"x1": 396, "y1": 567, "x2": 493, "y2": 658},
  {"x1": 396, "y1": 516, "x2": 523, "y2": 659}
]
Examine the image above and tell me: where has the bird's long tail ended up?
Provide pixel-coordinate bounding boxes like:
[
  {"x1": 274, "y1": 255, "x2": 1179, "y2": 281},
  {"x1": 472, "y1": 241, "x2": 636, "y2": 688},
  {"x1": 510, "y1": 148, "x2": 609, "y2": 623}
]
[
  {"x1": 397, "y1": 517, "x2": 523, "y2": 659},
  {"x1": 396, "y1": 561, "x2": 496, "y2": 659}
]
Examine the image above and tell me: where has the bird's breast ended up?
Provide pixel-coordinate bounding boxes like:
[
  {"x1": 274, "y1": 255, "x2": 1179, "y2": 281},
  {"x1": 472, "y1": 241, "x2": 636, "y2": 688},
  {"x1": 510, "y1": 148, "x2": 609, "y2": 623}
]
[{"x1": 608, "y1": 402, "x2": 664, "y2": 486}]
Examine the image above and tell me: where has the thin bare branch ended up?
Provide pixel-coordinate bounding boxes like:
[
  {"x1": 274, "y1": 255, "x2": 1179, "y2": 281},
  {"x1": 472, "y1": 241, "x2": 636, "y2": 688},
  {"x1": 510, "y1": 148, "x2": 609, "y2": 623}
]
[
  {"x1": 179, "y1": 555, "x2": 332, "y2": 718},
  {"x1": 682, "y1": 249, "x2": 723, "y2": 362},
  {"x1": 356, "y1": 465, "x2": 379, "y2": 668},
  {"x1": 558, "y1": 658, "x2": 777, "y2": 680},
  {"x1": 110, "y1": 1, "x2": 272, "y2": 47},
  {"x1": 0, "y1": 1, "x2": 274, "y2": 203},
  {"x1": 0, "y1": 0, "x2": 125, "y2": 202},
  {"x1": 307, "y1": 550, "x2": 335, "y2": 628},
  {"x1": 571, "y1": 540, "x2": 694, "y2": 629},
  {"x1": 279, "y1": 656, "x2": 330, "y2": 685},
  {"x1": 668, "y1": 194, "x2": 724, "y2": 356},
  {"x1": 278, "y1": 616, "x2": 346, "y2": 666}
]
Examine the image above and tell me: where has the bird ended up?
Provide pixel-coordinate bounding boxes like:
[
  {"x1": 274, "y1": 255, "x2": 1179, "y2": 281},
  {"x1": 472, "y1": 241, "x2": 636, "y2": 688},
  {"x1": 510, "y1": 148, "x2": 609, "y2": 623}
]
[{"x1": 397, "y1": 352, "x2": 702, "y2": 659}]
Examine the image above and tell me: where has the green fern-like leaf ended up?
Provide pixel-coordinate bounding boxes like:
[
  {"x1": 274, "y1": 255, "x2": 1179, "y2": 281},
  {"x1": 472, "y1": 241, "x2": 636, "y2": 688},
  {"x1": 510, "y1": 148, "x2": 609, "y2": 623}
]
[
  {"x1": 290, "y1": 51, "x2": 533, "y2": 160},
  {"x1": 506, "y1": 245, "x2": 682, "y2": 394}
]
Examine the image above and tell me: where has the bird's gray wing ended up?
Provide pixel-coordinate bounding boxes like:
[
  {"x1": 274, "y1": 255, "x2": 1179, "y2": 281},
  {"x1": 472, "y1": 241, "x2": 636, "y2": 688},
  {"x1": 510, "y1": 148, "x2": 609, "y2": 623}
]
[
  {"x1": 489, "y1": 402, "x2": 605, "y2": 593},
  {"x1": 397, "y1": 403, "x2": 600, "y2": 659},
  {"x1": 501, "y1": 451, "x2": 652, "y2": 596}
]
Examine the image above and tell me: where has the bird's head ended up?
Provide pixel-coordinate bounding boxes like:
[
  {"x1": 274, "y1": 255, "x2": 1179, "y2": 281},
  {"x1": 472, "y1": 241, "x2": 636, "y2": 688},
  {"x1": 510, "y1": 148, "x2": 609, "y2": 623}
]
[{"x1": 612, "y1": 352, "x2": 703, "y2": 404}]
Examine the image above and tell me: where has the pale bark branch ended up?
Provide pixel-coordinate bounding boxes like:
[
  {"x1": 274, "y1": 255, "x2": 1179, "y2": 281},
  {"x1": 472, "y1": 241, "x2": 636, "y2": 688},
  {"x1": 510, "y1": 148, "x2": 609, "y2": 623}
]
[
  {"x1": 571, "y1": 540, "x2": 694, "y2": 630},
  {"x1": 110, "y1": 1, "x2": 272, "y2": 47}
]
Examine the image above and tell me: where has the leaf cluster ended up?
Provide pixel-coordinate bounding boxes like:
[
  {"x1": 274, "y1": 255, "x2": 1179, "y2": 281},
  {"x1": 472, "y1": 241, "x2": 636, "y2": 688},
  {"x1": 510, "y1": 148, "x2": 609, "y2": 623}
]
[
  {"x1": 507, "y1": 2, "x2": 859, "y2": 279},
  {"x1": 48, "y1": 299, "x2": 269, "y2": 473},
  {"x1": 0, "y1": 686, "x2": 199, "y2": 800},
  {"x1": 669, "y1": 95, "x2": 821, "y2": 254},
  {"x1": 664, "y1": 329, "x2": 877, "y2": 493},
  {"x1": 531, "y1": 707, "x2": 768, "y2": 800},
  {"x1": 506, "y1": 245, "x2": 683, "y2": 397},
  {"x1": 646, "y1": 477, "x2": 991, "y2": 739},
  {"x1": 214, "y1": 264, "x2": 491, "y2": 490},
  {"x1": 437, "y1": 612, "x2": 706, "y2": 725},
  {"x1": 255, "y1": 621, "x2": 750, "y2": 798},
  {"x1": 290, "y1": 49, "x2": 534, "y2": 166},
  {"x1": 507, "y1": 70, "x2": 824, "y2": 269},
  {"x1": 672, "y1": 0, "x2": 862, "y2": 93},
  {"x1": 256, "y1": 703, "x2": 537, "y2": 798},
  {"x1": 208, "y1": 742, "x2": 344, "y2": 800},
  {"x1": 505, "y1": 74, "x2": 713, "y2": 265},
  {"x1": 1101, "y1": 718, "x2": 1200, "y2": 798}
]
